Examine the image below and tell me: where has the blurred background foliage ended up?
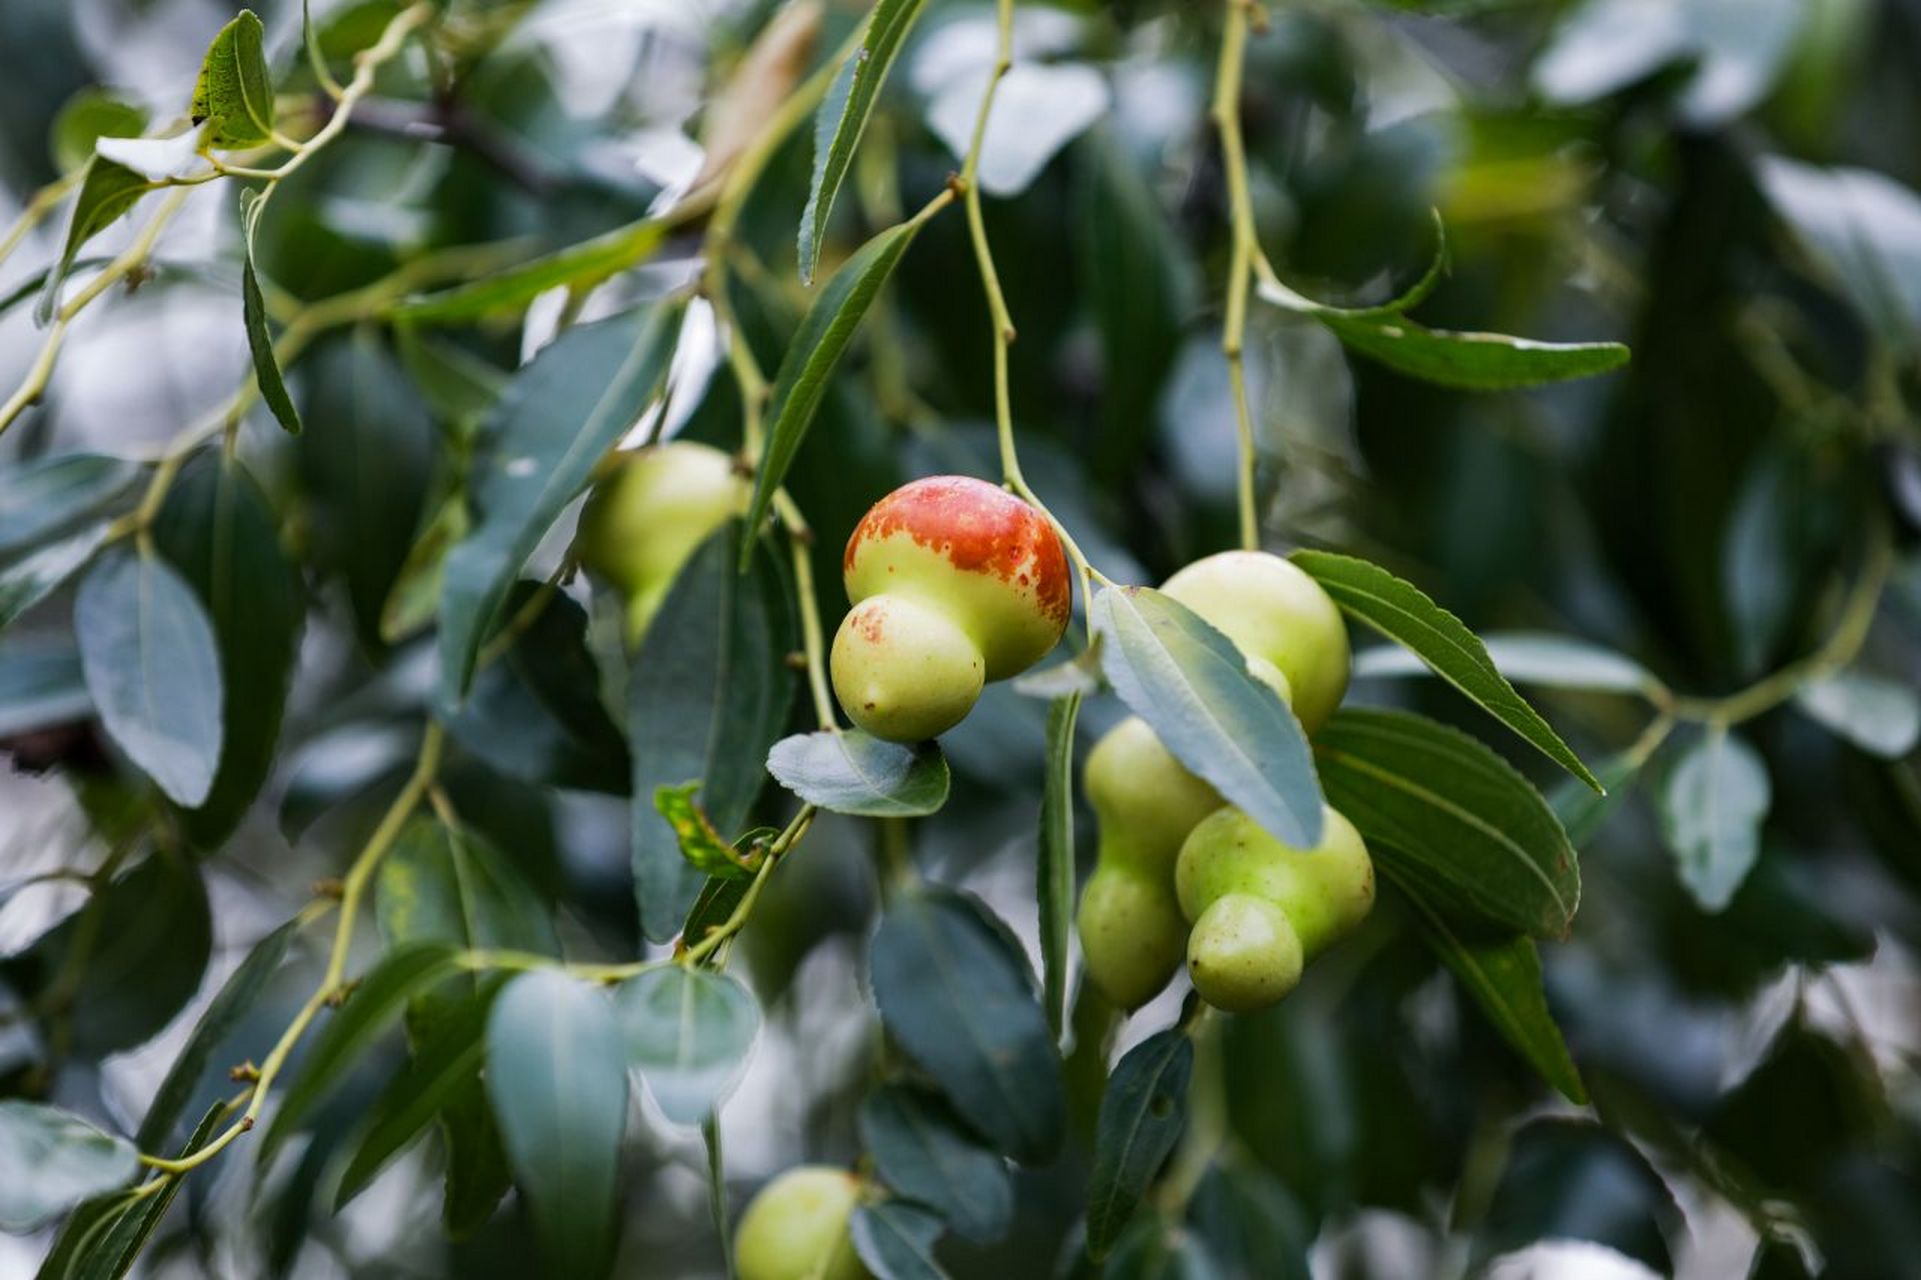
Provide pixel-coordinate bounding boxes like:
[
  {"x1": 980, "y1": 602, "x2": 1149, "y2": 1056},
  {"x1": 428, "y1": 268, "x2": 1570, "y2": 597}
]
[{"x1": 1, "y1": 0, "x2": 1919, "y2": 1277}]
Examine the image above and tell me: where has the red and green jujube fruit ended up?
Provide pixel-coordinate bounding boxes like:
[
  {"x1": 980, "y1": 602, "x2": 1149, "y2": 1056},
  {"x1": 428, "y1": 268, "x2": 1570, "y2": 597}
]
[{"x1": 831, "y1": 475, "x2": 1070, "y2": 742}]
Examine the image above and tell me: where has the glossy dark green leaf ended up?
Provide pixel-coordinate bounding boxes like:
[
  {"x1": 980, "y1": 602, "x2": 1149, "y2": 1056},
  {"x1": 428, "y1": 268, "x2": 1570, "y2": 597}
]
[
  {"x1": 239, "y1": 189, "x2": 302, "y2": 434},
  {"x1": 1038, "y1": 692, "x2": 1080, "y2": 1039},
  {"x1": 485, "y1": 971, "x2": 628, "y2": 1279},
  {"x1": 153, "y1": 456, "x2": 303, "y2": 846},
  {"x1": 0, "y1": 852, "x2": 212, "y2": 1059},
  {"x1": 859, "y1": 1085, "x2": 1011, "y2": 1244},
  {"x1": 260, "y1": 942, "x2": 464, "y2": 1165},
  {"x1": 38, "y1": 156, "x2": 154, "y2": 323},
  {"x1": 680, "y1": 875, "x2": 752, "y2": 954},
  {"x1": 1386, "y1": 866, "x2": 1585, "y2": 1103},
  {"x1": 1091, "y1": 585, "x2": 1323, "y2": 848},
  {"x1": 869, "y1": 889, "x2": 1064, "y2": 1163},
  {"x1": 766, "y1": 729, "x2": 950, "y2": 817},
  {"x1": 1256, "y1": 213, "x2": 1449, "y2": 319},
  {"x1": 1294, "y1": 551, "x2": 1601, "y2": 790},
  {"x1": 440, "y1": 300, "x2": 684, "y2": 700},
  {"x1": 297, "y1": 329, "x2": 435, "y2": 650},
  {"x1": 392, "y1": 325, "x2": 505, "y2": 431},
  {"x1": 0, "y1": 1102, "x2": 139, "y2": 1232},
  {"x1": 0, "y1": 521, "x2": 108, "y2": 629},
  {"x1": 378, "y1": 488, "x2": 470, "y2": 643},
  {"x1": 136, "y1": 918, "x2": 298, "y2": 1153},
  {"x1": 1318, "y1": 313, "x2": 1630, "y2": 390},
  {"x1": 1316, "y1": 707, "x2": 1580, "y2": 938},
  {"x1": 190, "y1": 9, "x2": 274, "y2": 147},
  {"x1": 1658, "y1": 727, "x2": 1770, "y2": 912},
  {"x1": 629, "y1": 528, "x2": 794, "y2": 941},
  {"x1": 0, "y1": 454, "x2": 138, "y2": 554},
  {"x1": 1087, "y1": 1029, "x2": 1193, "y2": 1260},
  {"x1": 395, "y1": 218, "x2": 668, "y2": 324},
  {"x1": 376, "y1": 817, "x2": 559, "y2": 973},
  {"x1": 613, "y1": 966, "x2": 760, "y2": 1125},
  {"x1": 851, "y1": 1200, "x2": 949, "y2": 1280},
  {"x1": 74, "y1": 549, "x2": 224, "y2": 806},
  {"x1": 335, "y1": 977, "x2": 506, "y2": 1209},
  {"x1": 49, "y1": 88, "x2": 148, "y2": 174},
  {"x1": 0, "y1": 639, "x2": 90, "y2": 736},
  {"x1": 798, "y1": 0, "x2": 932, "y2": 284},
  {"x1": 1477, "y1": 1118, "x2": 1680, "y2": 1275},
  {"x1": 743, "y1": 218, "x2": 927, "y2": 566},
  {"x1": 445, "y1": 583, "x2": 629, "y2": 793}
]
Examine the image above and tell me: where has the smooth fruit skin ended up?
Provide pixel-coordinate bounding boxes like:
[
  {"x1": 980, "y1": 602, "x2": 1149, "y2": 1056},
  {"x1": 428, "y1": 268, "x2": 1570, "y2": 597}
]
[
  {"x1": 1161, "y1": 550, "x2": 1349, "y2": 734},
  {"x1": 1176, "y1": 804, "x2": 1374, "y2": 1012},
  {"x1": 829, "y1": 595, "x2": 984, "y2": 743},
  {"x1": 1075, "y1": 717, "x2": 1224, "y2": 1008},
  {"x1": 574, "y1": 441, "x2": 747, "y2": 643},
  {"x1": 735, "y1": 1166, "x2": 870, "y2": 1280},
  {"x1": 832, "y1": 476, "x2": 1070, "y2": 740},
  {"x1": 1185, "y1": 894, "x2": 1304, "y2": 1012}
]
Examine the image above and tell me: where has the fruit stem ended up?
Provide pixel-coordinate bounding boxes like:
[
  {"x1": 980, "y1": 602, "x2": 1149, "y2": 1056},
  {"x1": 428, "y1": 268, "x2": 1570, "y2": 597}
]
[{"x1": 1213, "y1": 0, "x2": 1268, "y2": 552}]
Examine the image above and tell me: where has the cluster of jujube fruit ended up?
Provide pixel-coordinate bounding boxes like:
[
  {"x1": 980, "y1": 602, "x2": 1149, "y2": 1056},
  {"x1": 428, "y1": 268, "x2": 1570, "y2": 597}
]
[{"x1": 576, "y1": 467, "x2": 1376, "y2": 1275}]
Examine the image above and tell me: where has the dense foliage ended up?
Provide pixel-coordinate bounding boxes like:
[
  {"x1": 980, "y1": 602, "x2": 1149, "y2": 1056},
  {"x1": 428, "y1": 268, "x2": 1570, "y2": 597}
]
[{"x1": 0, "y1": 0, "x2": 1917, "y2": 1277}]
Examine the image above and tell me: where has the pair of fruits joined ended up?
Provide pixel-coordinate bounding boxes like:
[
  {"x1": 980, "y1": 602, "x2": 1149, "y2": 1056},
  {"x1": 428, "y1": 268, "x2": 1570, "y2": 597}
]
[{"x1": 579, "y1": 458, "x2": 1373, "y2": 1013}]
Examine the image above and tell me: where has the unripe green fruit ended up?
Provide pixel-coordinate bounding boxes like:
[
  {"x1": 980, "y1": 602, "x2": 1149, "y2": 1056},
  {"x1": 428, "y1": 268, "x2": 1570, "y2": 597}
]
[
  {"x1": 735, "y1": 1166, "x2": 869, "y2": 1280},
  {"x1": 1176, "y1": 804, "x2": 1374, "y2": 1012},
  {"x1": 1185, "y1": 894, "x2": 1304, "y2": 1013},
  {"x1": 1075, "y1": 717, "x2": 1223, "y2": 1008},
  {"x1": 831, "y1": 476, "x2": 1069, "y2": 741},
  {"x1": 1161, "y1": 550, "x2": 1349, "y2": 734},
  {"x1": 574, "y1": 441, "x2": 748, "y2": 644}
]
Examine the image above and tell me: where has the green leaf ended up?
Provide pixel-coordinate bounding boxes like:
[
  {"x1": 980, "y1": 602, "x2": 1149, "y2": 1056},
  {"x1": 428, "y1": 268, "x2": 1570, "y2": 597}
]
[
  {"x1": 1293, "y1": 551, "x2": 1603, "y2": 790},
  {"x1": 1387, "y1": 867, "x2": 1585, "y2": 1103},
  {"x1": 869, "y1": 889, "x2": 1064, "y2": 1163},
  {"x1": 0, "y1": 522, "x2": 110, "y2": 629},
  {"x1": 859, "y1": 1085, "x2": 1011, "y2": 1244},
  {"x1": 378, "y1": 488, "x2": 471, "y2": 643},
  {"x1": 742, "y1": 217, "x2": 927, "y2": 567},
  {"x1": 0, "y1": 454, "x2": 138, "y2": 555},
  {"x1": 1353, "y1": 630, "x2": 1658, "y2": 697},
  {"x1": 1794, "y1": 670, "x2": 1921, "y2": 760},
  {"x1": 152, "y1": 456, "x2": 304, "y2": 846},
  {"x1": 1090, "y1": 585, "x2": 1324, "y2": 848},
  {"x1": 1758, "y1": 157, "x2": 1921, "y2": 350},
  {"x1": 260, "y1": 942, "x2": 464, "y2": 1165},
  {"x1": 851, "y1": 1200, "x2": 949, "y2": 1280},
  {"x1": 49, "y1": 89, "x2": 148, "y2": 174},
  {"x1": 38, "y1": 157, "x2": 155, "y2": 323},
  {"x1": 1658, "y1": 727, "x2": 1770, "y2": 912},
  {"x1": 1086, "y1": 1028, "x2": 1193, "y2": 1261},
  {"x1": 1317, "y1": 313, "x2": 1630, "y2": 390},
  {"x1": 766, "y1": 729, "x2": 951, "y2": 817},
  {"x1": 1037, "y1": 692, "x2": 1080, "y2": 1040},
  {"x1": 136, "y1": 918, "x2": 298, "y2": 1153},
  {"x1": 1315, "y1": 707, "x2": 1580, "y2": 938},
  {"x1": 652, "y1": 782, "x2": 754, "y2": 878},
  {"x1": 680, "y1": 875, "x2": 752, "y2": 955},
  {"x1": 335, "y1": 977, "x2": 506, "y2": 1210},
  {"x1": 392, "y1": 324, "x2": 505, "y2": 430},
  {"x1": 190, "y1": 9, "x2": 275, "y2": 148},
  {"x1": 439, "y1": 300, "x2": 684, "y2": 700},
  {"x1": 1257, "y1": 211, "x2": 1450, "y2": 319},
  {"x1": 444, "y1": 583, "x2": 630, "y2": 793},
  {"x1": 394, "y1": 218, "x2": 669, "y2": 323},
  {"x1": 239, "y1": 189, "x2": 302, "y2": 434},
  {"x1": 485, "y1": 971, "x2": 628, "y2": 1279},
  {"x1": 0, "y1": 853, "x2": 212, "y2": 1059},
  {"x1": 629, "y1": 528, "x2": 795, "y2": 941},
  {"x1": 297, "y1": 330, "x2": 435, "y2": 650},
  {"x1": 1478, "y1": 1118, "x2": 1680, "y2": 1276},
  {"x1": 1187, "y1": 1163, "x2": 1313, "y2": 1280},
  {"x1": 0, "y1": 1102, "x2": 139, "y2": 1232},
  {"x1": 612, "y1": 966, "x2": 760, "y2": 1126},
  {"x1": 0, "y1": 639, "x2": 91, "y2": 737},
  {"x1": 798, "y1": 0, "x2": 932, "y2": 284},
  {"x1": 43, "y1": 1101, "x2": 227, "y2": 1280},
  {"x1": 74, "y1": 549, "x2": 225, "y2": 807}
]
